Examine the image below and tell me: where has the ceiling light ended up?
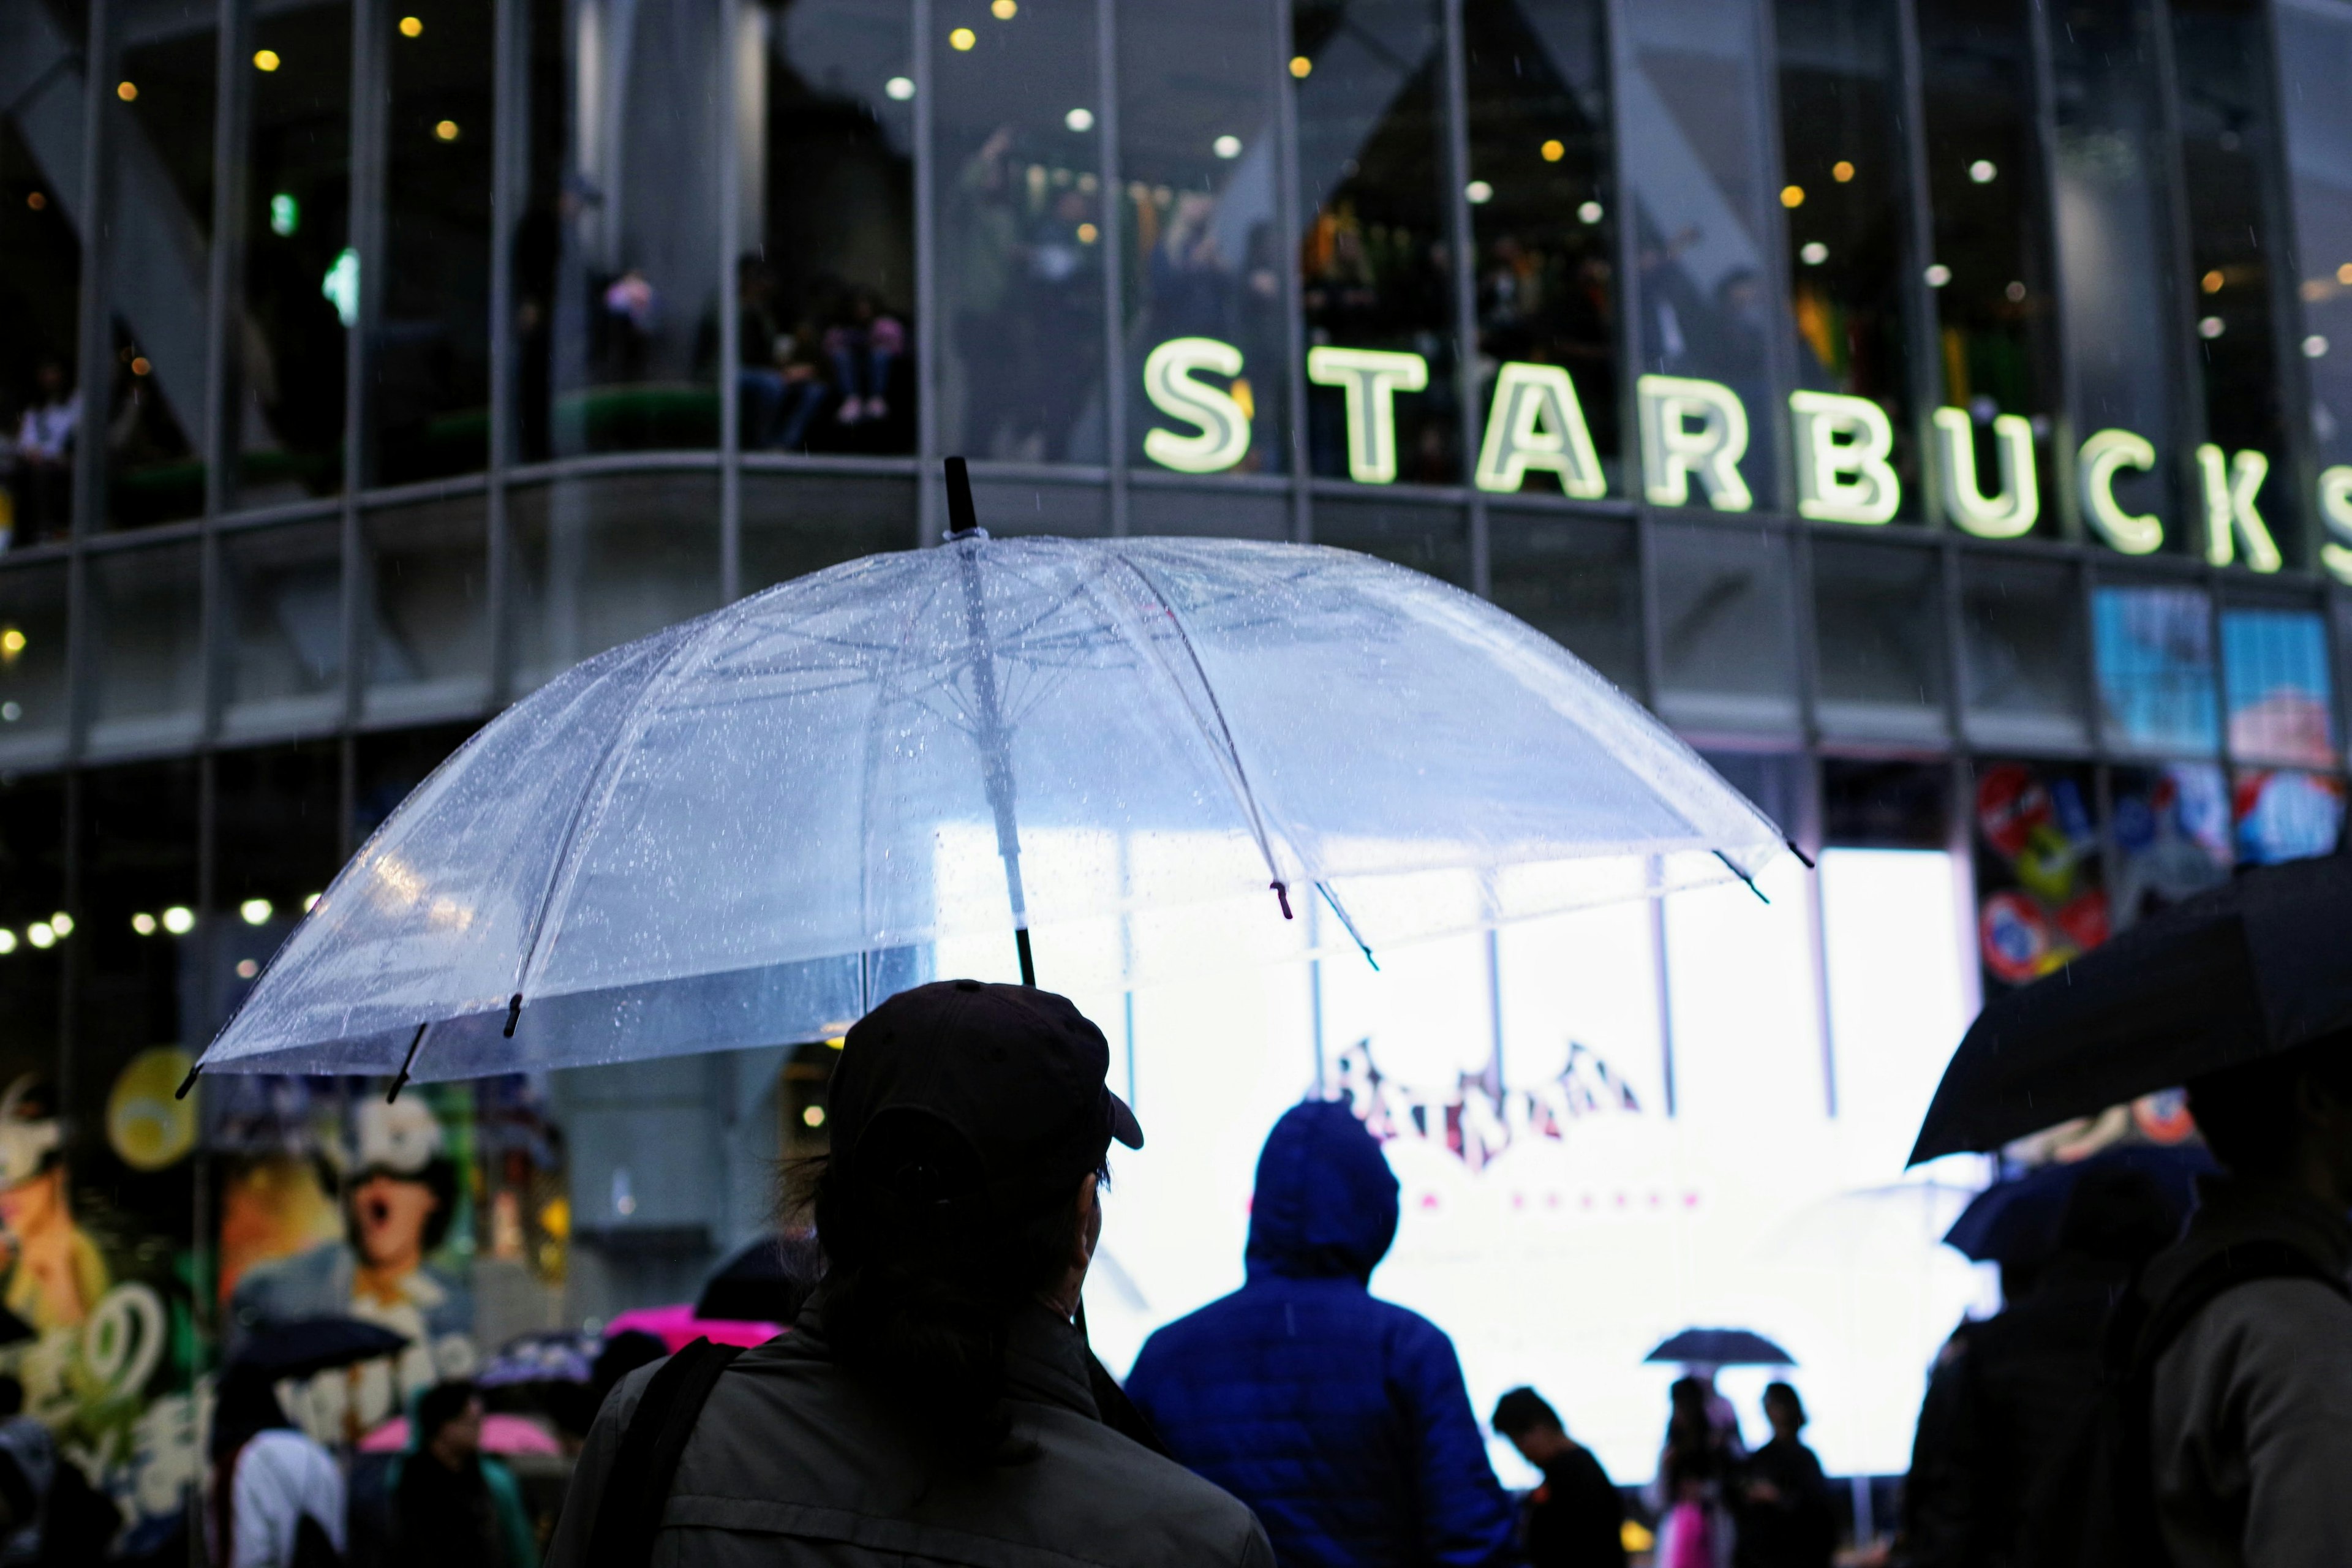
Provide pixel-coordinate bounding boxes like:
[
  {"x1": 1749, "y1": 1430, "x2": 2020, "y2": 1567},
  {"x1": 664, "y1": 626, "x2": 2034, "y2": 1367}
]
[
  {"x1": 162, "y1": 906, "x2": 195, "y2": 935},
  {"x1": 1466, "y1": 180, "x2": 1493, "y2": 204},
  {"x1": 0, "y1": 932, "x2": 16, "y2": 956},
  {"x1": 1800, "y1": 241, "x2": 1828, "y2": 265},
  {"x1": 1831, "y1": 160, "x2": 1855, "y2": 183},
  {"x1": 2198, "y1": 315, "x2": 2224, "y2": 338},
  {"x1": 992, "y1": 0, "x2": 1016, "y2": 15},
  {"x1": 434, "y1": 119, "x2": 459, "y2": 141},
  {"x1": 1540, "y1": 139, "x2": 1564, "y2": 162},
  {"x1": 27, "y1": 925, "x2": 53, "y2": 950},
  {"x1": 1577, "y1": 200, "x2": 1602, "y2": 224},
  {"x1": 116, "y1": 81, "x2": 138, "y2": 102},
  {"x1": 236, "y1": 959, "x2": 259, "y2": 979},
  {"x1": 1290, "y1": 55, "x2": 1312, "y2": 78},
  {"x1": 949, "y1": 27, "x2": 976, "y2": 50},
  {"x1": 1781, "y1": 184, "x2": 1804, "y2": 208},
  {"x1": 1065, "y1": 107, "x2": 1093, "y2": 132},
  {"x1": 240, "y1": 898, "x2": 273, "y2": 925},
  {"x1": 2201, "y1": 269, "x2": 2224, "y2": 294},
  {"x1": 131, "y1": 913, "x2": 156, "y2": 935},
  {"x1": 1214, "y1": 134, "x2": 1242, "y2": 159},
  {"x1": 399, "y1": 15, "x2": 423, "y2": 36},
  {"x1": 1924, "y1": 263, "x2": 1951, "y2": 287},
  {"x1": 1969, "y1": 159, "x2": 1996, "y2": 183},
  {"x1": 885, "y1": 76, "x2": 914, "y2": 100},
  {"x1": 253, "y1": 48, "x2": 281, "y2": 71},
  {"x1": 2305, "y1": 334, "x2": 2330, "y2": 358},
  {"x1": 48, "y1": 913, "x2": 70, "y2": 937}
]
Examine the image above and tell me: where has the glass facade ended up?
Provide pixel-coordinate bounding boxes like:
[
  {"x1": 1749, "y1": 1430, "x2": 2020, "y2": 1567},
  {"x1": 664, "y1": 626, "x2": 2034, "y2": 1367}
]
[{"x1": 7, "y1": 0, "x2": 2352, "y2": 1521}]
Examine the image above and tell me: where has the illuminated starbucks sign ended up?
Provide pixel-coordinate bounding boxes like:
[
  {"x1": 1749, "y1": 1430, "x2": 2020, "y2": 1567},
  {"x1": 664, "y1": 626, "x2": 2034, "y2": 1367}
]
[{"x1": 1142, "y1": 337, "x2": 2352, "y2": 582}]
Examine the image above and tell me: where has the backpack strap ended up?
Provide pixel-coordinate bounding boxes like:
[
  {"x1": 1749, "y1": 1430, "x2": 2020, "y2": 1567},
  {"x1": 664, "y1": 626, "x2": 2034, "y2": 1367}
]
[
  {"x1": 585, "y1": 1338, "x2": 746, "y2": 1568},
  {"x1": 2128, "y1": 1238, "x2": 2350, "y2": 1379}
]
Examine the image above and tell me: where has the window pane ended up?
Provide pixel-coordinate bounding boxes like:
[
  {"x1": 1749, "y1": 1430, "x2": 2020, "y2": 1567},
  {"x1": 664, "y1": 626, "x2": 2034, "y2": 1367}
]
[
  {"x1": 89, "y1": 541, "x2": 204, "y2": 755},
  {"x1": 2093, "y1": 582, "x2": 2219, "y2": 755},
  {"x1": 518, "y1": 0, "x2": 724, "y2": 459},
  {"x1": 510, "y1": 472, "x2": 722, "y2": 690},
  {"x1": 1119, "y1": 0, "x2": 1286, "y2": 476},
  {"x1": 2051, "y1": 0, "x2": 2185, "y2": 547},
  {"x1": 1774, "y1": 0, "x2": 1917, "y2": 517},
  {"x1": 2278, "y1": 2, "x2": 2352, "y2": 485},
  {"x1": 239, "y1": 0, "x2": 352, "y2": 503},
  {"x1": 1651, "y1": 520, "x2": 1799, "y2": 733},
  {"x1": 1958, "y1": 556, "x2": 2088, "y2": 750},
  {"x1": 2110, "y1": 761, "x2": 2231, "y2": 929},
  {"x1": 365, "y1": 495, "x2": 491, "y2": 725},
  {"x1": 107, "y1": 0, "x2": 216, "y2": 528},
  {"x1": 1811, "y1": 538, "x2": 1947, "y2": 742},
  {"x1": 0, "y1": 92, "x2": 83, "y2": 548},
  {"x1": 1621, "y1": 0, "x2": 1779, "y2": 506},
  {"x1": 1914, "y1": 0, "x2": 2059, "y2": 537},
  {"x1": 934, "y1": 0, "x2": 1106, "y2": 464},
  {"x1": 374, "y1": 0, "x2": 494, "y2": 484},
  {"x1": 1464, "y1": 0, "x2": 1619, "y2": 494},
  {"x1": 1127, "y1": 479, "x2": 1289, "y2": 538},
  {"x1": 0, "y1": 562, "x2": 69, "y2": 765},
  {"x1": 2220, "y1": 605, "x2": 2335, "y2": 767},
  {"x1": 0, "y1": 779, "x2": 66, "y2": 1068},
  {"x1": 966, "y1": 474, "x2": 1107, "y2": 537},
  {"x1": 2233, "y1": 768, "x2": 2345, "y2": 863},
  {"x1": 213, "y1": 741, "x2": 342, "y2": 1027},
  {"x1": 1487, "y1": 511, "x2": 1640, "y2": 692},
  {"x1": 748, "y1": 0, "x2": 916, "y2": 456},
  {"x1": 1310, "y1": 496, "x2": 1469, "y2": 586},
  {"x1": 741, "y1": 472, "x2": 913, "y2": 593},
  {"x1": 222, "y1": 519, "x2": 344, "y2": 741},
  {"x1": 1823, "y1": 758, "x2": 1949, "y2": 848},
  {"x1": 1294, "y1": 0, "x2": 1460, "y2": 484},
  {"x1": 1971, "y1": 760, "x2": 2105, "y2": 991}
]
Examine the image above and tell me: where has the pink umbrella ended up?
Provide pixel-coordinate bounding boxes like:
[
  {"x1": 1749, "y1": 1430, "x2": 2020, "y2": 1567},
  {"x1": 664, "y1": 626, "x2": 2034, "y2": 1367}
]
[
  {"x1": 605, "y1": 1303, "x2": 783, "y2": 1352},
  {"x1": 358, "y1": 1411, "x2": 565, "y2": 1456}
]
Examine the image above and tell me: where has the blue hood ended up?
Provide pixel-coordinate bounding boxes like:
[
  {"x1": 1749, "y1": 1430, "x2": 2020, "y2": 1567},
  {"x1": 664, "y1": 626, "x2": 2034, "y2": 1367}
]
[{"x1": 1245, "y1": 1101, "x2": 1400, "y2": 1283}]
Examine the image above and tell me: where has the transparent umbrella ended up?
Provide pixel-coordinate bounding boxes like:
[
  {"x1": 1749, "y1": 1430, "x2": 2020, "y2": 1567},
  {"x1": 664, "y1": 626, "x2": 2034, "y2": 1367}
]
[{"x1": 190, "y1": 468, "x2": 1788, "y2": 1088}]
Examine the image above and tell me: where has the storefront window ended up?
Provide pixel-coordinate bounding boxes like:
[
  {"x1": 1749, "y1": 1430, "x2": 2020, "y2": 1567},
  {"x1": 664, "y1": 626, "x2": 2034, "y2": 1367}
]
[
  {"x1": 0, "y1": 778, "x2": 66, "y2": 1076},
  {"x1": 1487, "y1": 511, "x2": 1640, "y2": 692},
  {"x1": 0, "y1": 102, "x2": 83, "y2": 549},
  {"x1": 2277, "y1": 0, "x2": 2352, "y2": 507},
  {"x1": 238, "y1": 0, "x2": 352, "y2": 503},
  {"x1": 374, "y1": 0, "x2": 494, "y2": 484},
  {"x1": 1650, "y1": 520, "x2": 1800, "y2": 733},
  {"x1": 2233, "y1": 768, "x2": 2345, "y2": 862},
  {"x1": 1619, "y1": 0, "x2": 1781, "y2": 508},
  {"x1": 1913, "y1": 0, "x2": 2058, "y2": 538},
  {"x1": 509, "y1": 472, "x2": 722, "y2": 692},
  {"x1": 1811, "y1": 537, "x2": 1946, "y2": 742},
  {"x1": 2220, "y1": 603, "x2": 2335, "y2": 767},
  {"x1": 364, "y1": 494, "x2": 491, "y2": 725},
  {"x1": 517, "y1": 0, "x2": 725, "y2": 460},
  {"x1": 1957, "y1": 556, "x2": 2088, "y2": 750},
  {"x1": 1773, "y1": 0, "x2": 1917, "y2": 518},
  {"x1": 1311, "y1": 496, "x2": 1468, "y2": 586},
  {"x1": 1118, "y1": 0, "x2": 1287, "y2": 475},
  {"x1": 1463, "y1": 0, "x2": 1617, "y2": 496},
  {"x1": 105, "y1": 0, "x2": 216, "y2": 529},
  {"x1": 223, "y1": 519, "x2": 344, "y2": 741},
  {"x1": 2110, "y1": 761, "x2": 2232, "y2": 927},
  {"x1": 1972, "y1": 759, "x2": 2105, "y2": 990},
  {"x1": 212, "y1": 742, "x2": 343, "y2": 1028},
  {"x1": 2050, "y1": 0, "x2": 2185, "y2": 549},
  {"x1": 89, "y1": 541, "x2": 205, "y2": 757},
  {"x1": 0, "y1": 562, "x2": 69, "y2": 764},
  {"x1": 749, "y1": 0, "x2": 916, "y2": 457},
  {"x1": 1294, "y1": 0, "x2": 1459, "y2": 485},
  {"x1": 741, "y1": 472, "x2": 912, "y2": 592},
  {"x1": 2092, "y1": 582, "x2": 2219, "y2": 755},
  {"x1": 933, "y1": 0, "x2": 1106, "y2": 465}
]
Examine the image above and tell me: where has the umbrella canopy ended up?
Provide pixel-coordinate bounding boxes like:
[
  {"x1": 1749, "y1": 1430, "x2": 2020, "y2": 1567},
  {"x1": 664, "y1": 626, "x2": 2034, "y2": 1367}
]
[
  {"x1": 1942, "y1": 1144, "x2": 2215, "y2": 1266},
  {"x1": 192, "y1": 521, "x2": 1786, "y2": 1083},
  {"x1": 475, "y1": 1330, "x2": 599, "y2": 1389},
  {"x1": 696, "y1": 1231, "x2": 824, "y2": 1327},
  {"x1": 358, "y1": 1411, "x2": 565, "y2": 1456},
  {"x1": 230, "y1": 1316, "x2": 410, "y2": 1381},
  {"x1": 1645, "y1": 1328, "x2": 1795, "y2": 1366},
  {"x1": 1912, "y1": 854, "x2": 2352, "y2": 1164},
  {"x1": 606, "y1": 1303, "x2": 783, "y2": 1353}
]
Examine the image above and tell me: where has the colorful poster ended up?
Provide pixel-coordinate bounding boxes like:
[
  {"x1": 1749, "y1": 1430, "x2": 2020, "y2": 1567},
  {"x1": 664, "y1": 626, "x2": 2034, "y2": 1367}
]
[
  {"x1": 2110, "y1": 763, "x2": 2231, "y2": 931},
  {"x1": 2233, "y1": 769, "x2": 2346, "y2": 865},
  {"x1": 1972, "y1": 762, "x2": 2105, "y2": 989}
]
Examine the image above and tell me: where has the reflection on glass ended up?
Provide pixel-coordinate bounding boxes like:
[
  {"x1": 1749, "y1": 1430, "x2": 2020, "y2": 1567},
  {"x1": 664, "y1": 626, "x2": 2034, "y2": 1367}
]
[
  {"x1": 749, "y1": 0, "x2": 916, "y2": 456},
  {"x1": 2050, "y1": 0, "x2": 2182, "y2": 546},
  {"x1": 0, "y1": 104, "x2": 83, "y2": 548},
  {"x1": 1310, "y1": 496, "x2": 1468, "y2": 584},
  {"x1": 1957, "y1": 556, "x2": 2087, "y2": 748},
  {"x1": 518, "y1": 0, "x2": 724, "y2": 459},
  {"x1": 1811, "y1": 539, "x2": 1945, "y2": 740},
  {"x1": 89, "y1": 543, "x2": 205, "y2": 756},
  {"x1": 106, "y1": 0, "x2": 216, "y2": 527},
  {"x1": 2109, "y1": 763, "x2": 2231, "y2": 929},
  {"x1": 509, "y1": 473, "x2": 722, "y2": 690},
  {"x1": 2277, "y1": 4, "x2": 2352, "y2": 491},
  {"x1": 1487, "y1": 513, "x2": 1638, "y2": 690},
  {"x1": 0, "y1": 564, "x2": 69, "y2": 761},
  {"x1": 2220, "y1": 605, "x2": 2334, "y2": 766},
  {"x1": 2173, "y1": 0, "x2": 2296, "y2": 560},
  {"x1": 1294, "y1": 0, "x2": 1458, "y2": 484},
  {"x1": 239, "y1": 0, "x2": 352, "y2": 503},
  {"x1": 1118, "y1": 0, "x2": 1285, "y2": 474},
  {"x1": 223, "y1": 521, "x2": 342, "y2": 740},
  {"x1": 1621, "y1": 0, "x2": 1779, "y2": 505},
  {"x1": 1773, "y1": 0, "x2": 1915, "y2": 517},
  {"x1": 365, "y1": 497, "x2": 489, "y2": 724},
  {"x1": 212, "y1": 742, "x2": 342, "y2": 1025},
  {"x1": 2092, "y1": 584, "x2": 2218, "y2": 754},
  {"x1": 933, "y1": 0, "x2": 1105, "y2": 464},
  {"x1": 1464, "y1": 0, "x2": 1618, "y2": 493},
  {"x1": 742, "y1": 473, "x2": 913, "y2": 592},
  {"x1": 1914, "y1": 0, "x2": 2057, "y2": 536},
  {"x1": 2233, "y1": 769, "x2": 2345, "y2": 864},
  {"x1": 1650, "y1": 520, "x2": 1799, "y2": 731},
  {"x1": 80, "y1": 761, "x2": 199, "y2": 1065},
  {"x1": 375, "y1": 0, "x2": 494, "y2": 483}
]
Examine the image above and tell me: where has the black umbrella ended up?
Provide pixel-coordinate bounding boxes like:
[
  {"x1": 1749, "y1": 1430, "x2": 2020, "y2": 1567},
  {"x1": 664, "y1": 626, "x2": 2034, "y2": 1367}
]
[
  {"x1": 230, "y1": 1317, "x2": 411, "y2": 1381},
  {"x1": 1941, "y1": 1143, "x2": 2215, "y2": 1266},
  {"x1": 695, "y1": 1231, "x2": 824, "y2": 1325},
  {"x1": 1645, "y1": 1328, "x2": 1794, "y2": 1366},
  {"x1": 1910, "y1": 853, "x2": 2352, "y2": 1165}
]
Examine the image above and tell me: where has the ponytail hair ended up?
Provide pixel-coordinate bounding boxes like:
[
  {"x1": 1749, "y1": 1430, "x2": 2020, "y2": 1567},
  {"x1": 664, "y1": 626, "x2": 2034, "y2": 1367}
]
[{"x1": 808, "y1": 1107, "x2": 1107, "y2": 1463}]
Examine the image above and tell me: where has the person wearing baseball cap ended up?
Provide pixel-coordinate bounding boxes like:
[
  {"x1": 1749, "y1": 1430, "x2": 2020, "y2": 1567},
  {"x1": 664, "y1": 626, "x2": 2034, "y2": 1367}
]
[{"x1": 548, "y1": 980, "x2": 1273, "y2": 1568}]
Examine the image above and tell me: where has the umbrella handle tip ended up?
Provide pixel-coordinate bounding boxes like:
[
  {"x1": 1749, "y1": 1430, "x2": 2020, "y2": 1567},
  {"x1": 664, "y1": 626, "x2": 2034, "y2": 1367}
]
[{"x1": 173, "y1": 1065, "x2": 200, "y2": 1101}]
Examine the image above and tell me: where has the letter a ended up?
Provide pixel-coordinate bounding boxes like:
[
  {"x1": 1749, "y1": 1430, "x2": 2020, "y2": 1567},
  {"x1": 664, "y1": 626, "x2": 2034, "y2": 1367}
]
[{"x1": 1475, "y1": 363, "x2": 1606, "y2": 497}]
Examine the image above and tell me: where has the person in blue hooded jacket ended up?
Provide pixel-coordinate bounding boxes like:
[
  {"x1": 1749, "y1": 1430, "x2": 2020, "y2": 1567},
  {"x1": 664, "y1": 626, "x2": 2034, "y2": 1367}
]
[{"x1": 1125, "y1": 1101, "x2": 1517, "y2": 1568}]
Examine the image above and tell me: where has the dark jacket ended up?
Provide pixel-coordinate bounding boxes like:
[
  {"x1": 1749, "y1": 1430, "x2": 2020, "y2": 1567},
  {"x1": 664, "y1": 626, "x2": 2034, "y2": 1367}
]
[
  {"x1": 1523, "y1": 1443, "x2": 1626, "y2": 1568},
  {"x1": 1733, "y1": 1437, "x2": 1833, "y2": 1568},
  {"x1": 544, "y1": 1302, "x2": 1271, "y2": 1568},
  {"x1": 1125, "y1": 1102, "x2": 1517, "y2": 1568}
]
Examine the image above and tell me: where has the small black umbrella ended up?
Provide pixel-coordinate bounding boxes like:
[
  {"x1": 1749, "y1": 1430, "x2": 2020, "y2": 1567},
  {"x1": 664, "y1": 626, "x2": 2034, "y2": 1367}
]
[
  {"x1": 231, "y1": 1317, "x2": 411, "y2": 1381},
  {"x1": 1910, "y1": 853, "x2": 2352, "y2": 1165},
  {"x1": 1941, "y1": 1143, "x2": 2215, "y2": 1266},
  {"x1": 1645, "y1": 1328, "x2": 1794, "y2": 1366},
  {"x1": 695, "y1": 1231, "x2": 824, "y2": 1325}
]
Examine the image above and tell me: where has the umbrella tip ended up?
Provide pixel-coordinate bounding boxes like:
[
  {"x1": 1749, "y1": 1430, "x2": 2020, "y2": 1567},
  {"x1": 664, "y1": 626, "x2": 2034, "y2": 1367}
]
[
  {"x1": 1784, "y1": 837, "x2": 1816, "y2": 870},
  {"x1": 173, "y1": 1063, "x2": 200, "y2": 1101},
  {"x1": 944, "y1": 457, "x2": 983, "y2": 540},
  {"x1": 503, "y1": 993, "x2": 523, "y2": 1038}
]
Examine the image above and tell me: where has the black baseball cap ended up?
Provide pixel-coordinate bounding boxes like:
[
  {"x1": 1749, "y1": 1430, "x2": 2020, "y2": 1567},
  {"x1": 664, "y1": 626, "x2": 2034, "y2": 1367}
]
[{"x1": 828, "y1": 980, "x2": 1142, "y2": 1209}]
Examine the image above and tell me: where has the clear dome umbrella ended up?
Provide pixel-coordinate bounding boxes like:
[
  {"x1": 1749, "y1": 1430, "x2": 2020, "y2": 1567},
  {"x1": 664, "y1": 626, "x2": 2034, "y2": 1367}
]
[{"x1": 187, "y1": 464, "x2": 1790, "y2": 1090}]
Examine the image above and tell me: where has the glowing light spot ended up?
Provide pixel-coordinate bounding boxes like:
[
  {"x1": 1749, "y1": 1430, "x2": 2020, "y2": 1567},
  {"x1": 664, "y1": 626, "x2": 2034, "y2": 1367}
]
[
  {"x1": 1540, "y1": 138, "x2": 1564, "y2": 162},
  {"x1": 1832, "y1": 160, "x2": 1855, "y2": 183},
  {"x1": 253, "y1": 49, "x2": 281, "y2": 71},
  {"x1": 0, "y1": 932, "x2": 15, "y2": 956},
  {"x1": 1076, "y1": 222, "x2": 1098, "y2": 243},
  {"x1": 435, "y1": 119, "x2": 459, "y2": 141},
  {"x1": 991, "y1": 0, "x2": 1016, "y2": 15},
  {"x1": 2202, "y1": 269, "x2": 2225, "y2": 294},
  {"x1": 0, "y1": 628, "x2": 26, "y2": 658},
  {"x1": 1465, "y1": 179, "x2": 1493, "y2": 204},
  {"x1": 303, "y1": 892, "x2": 322, "y2": 912},
  {"x1": 270, "y1": 192, "x2": 299, "y2": 235},
  {"x1": 236, "y1": 958, "x2": 258, "y2": 978},
  {"x1": 1577, "y1": 200, "x2": 1602, "y2": 224},
  {"x1": 1065, "y1": 107, "x2": 1093, "y2": 132},
  {"x1": 116, "y1": 81, "x2": 138, "y2": 102},
  {"x1": 1781, "y1": 184, "x2": 1805, "y2": 208},
  {"x1": 131, "y1": 913, "x2": 156, "y2": 936},
  {"x1": 239, "y1": 898, "x2": 273, "y2": 925},
  {"x1": 948, "y1": 26, "x2": 976, "y2": 50},
  {"x1": 1924, "y1": 263, "x2": 1951, "y2": 287},
  {"x1": 2306, "y1": 334, "x2": 2330, "y2": 358},
  {"x1": 2340, "y1": 262, "x2": 2352, "y2": 285},
  {"x1": 399, "y1": 14, "x2": 423, "y2": 35},
  {"x1": 802, "y1": 1104, "x2": 827, "y2": 1127},
  {"x1": 27, "y1": 925, "x2": 53, "y2": 950},
  {"x1": 1213, "y1": 134, "x2": 1242, "y2": 159},
  {"x1": 885, "y1": 75, "x2": 914, "y2": 100},
  {"x1": 162, "y1": 906, "x2": 195, "y2": 935},
  {"x1": 1800, "y1": 241, "x2": 1827, "y2": 265},
  {"x1": 1289, "y1": 55, "x2": 1312, "y2": 78},
  {"x1": 2005, "y1": 281, "x2": 2027, "y2": 302},
  {"x1": 48, "y1": 913, "x2": 69, "y2": 937},
  {"x1": 1969, "y1": 159, "x2": 1997, "y2": 183},
  {"x1": 130, "y1": 356, "x2": 151, "y2": 376}
]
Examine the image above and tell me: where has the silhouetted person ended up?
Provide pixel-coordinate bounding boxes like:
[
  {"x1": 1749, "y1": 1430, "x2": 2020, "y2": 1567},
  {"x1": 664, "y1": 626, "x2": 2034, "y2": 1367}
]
[
  {"x1": 390, "y1": 1381, "x2": 534, "y2": 1568},
  {"x1": 1493, "y1": 1386, "x2": 1625, "y2": 1568},
  {"x1": 1734, "y1": 1384, "x2": 1833, "y2": 1568},
  {"x1": 211, "y1": 1365, "x2": 342, "y2": 1568}
]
